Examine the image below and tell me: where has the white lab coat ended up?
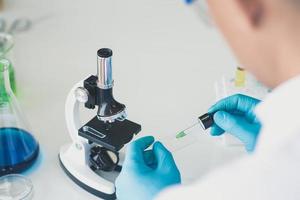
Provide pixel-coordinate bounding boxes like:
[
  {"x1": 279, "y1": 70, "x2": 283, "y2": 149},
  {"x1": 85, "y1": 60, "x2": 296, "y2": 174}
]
[{"x1": 156, "y1": 75, "x2": 300, "y2": 200}]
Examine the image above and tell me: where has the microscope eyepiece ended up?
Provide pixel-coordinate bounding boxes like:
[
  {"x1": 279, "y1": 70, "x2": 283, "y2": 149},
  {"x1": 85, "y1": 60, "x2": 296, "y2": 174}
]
[
  {"x1": 97, "y1": 48, "x2": 113, "y2": 89},
  {"x1": 97, "y1": 48, "x2": 113, "y2": 58}
]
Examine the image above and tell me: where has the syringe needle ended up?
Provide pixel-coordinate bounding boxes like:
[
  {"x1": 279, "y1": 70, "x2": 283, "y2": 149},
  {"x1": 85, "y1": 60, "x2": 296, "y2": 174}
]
[{"x1": 182, "y1": 122, "x2": 199, "y2": 132}]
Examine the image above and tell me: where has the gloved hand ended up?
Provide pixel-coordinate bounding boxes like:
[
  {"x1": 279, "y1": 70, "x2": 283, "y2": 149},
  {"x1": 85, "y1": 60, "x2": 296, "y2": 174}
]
[
  {"x1": 208, "y1": 94, "x2": 261, "y2": 152},
  {"x1": 115, "y1": 136, "x2": 181, "y2": 200}
]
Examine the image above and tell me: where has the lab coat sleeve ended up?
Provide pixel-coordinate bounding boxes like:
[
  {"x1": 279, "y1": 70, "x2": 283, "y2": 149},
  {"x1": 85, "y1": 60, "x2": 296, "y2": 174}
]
[
  {"x1": 155, "y1": 140, "x2": 300, "y2": 200},
  {"x1": 154, "y1": 160, "x2": 248, "y2": 200},
  {"x1": 154, "y1": 159, "x2": 257, "y2": 200}
]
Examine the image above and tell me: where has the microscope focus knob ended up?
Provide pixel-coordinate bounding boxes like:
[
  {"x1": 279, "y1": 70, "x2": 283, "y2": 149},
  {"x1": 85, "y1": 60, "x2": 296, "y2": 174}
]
[{"x1": 75, "y1": 87, "x2": 89, "y2": 103}]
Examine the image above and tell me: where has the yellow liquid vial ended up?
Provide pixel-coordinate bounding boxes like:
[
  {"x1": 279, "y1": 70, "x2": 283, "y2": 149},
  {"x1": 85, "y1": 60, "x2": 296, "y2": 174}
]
[{"x1": 235, "y1": 67, "x2": 246, "y2": 87}]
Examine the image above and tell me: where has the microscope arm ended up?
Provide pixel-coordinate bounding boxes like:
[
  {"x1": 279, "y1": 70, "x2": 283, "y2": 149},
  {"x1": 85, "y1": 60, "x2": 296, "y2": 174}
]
[
  {"x1": 65, "y1": 80, "x2": 85, "y2": 142},
  {"x1": 60, "y1": 79, "x2": 116, "y2": 198}
]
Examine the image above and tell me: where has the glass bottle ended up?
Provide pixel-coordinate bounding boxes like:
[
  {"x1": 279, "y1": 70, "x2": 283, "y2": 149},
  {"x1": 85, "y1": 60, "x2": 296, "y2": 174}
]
[{"x1": 0, "y1": 59, "x2": 39, "y2": 176}]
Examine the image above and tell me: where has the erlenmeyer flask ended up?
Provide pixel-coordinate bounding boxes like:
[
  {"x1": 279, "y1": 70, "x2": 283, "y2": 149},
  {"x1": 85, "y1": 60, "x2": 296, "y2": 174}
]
[
  {"x1": 0, "y1": 59, "x2": 39, "y2": 176},
  {"x1": 0, "y1": 33, "x2": 16, "y2": 94}
]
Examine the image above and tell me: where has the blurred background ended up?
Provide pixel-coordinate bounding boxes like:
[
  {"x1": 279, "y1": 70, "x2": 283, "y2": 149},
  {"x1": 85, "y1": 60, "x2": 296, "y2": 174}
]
[{"x1": 0, "y1": 0, "x2": 238, "y2": 199}]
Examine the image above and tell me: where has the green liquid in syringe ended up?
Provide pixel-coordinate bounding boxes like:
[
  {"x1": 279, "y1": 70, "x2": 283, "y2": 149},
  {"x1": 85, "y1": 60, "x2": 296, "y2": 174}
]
[
  {"x1": 176, "y1": 131, "x2": 187, "y2": 139},
  {"x1": 175, "y1": 122, "x2": 200, "y2": 139}
]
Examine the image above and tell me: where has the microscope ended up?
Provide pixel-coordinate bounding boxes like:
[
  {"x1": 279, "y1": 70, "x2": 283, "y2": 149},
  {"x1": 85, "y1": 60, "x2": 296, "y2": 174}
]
[{"x1": 59, "y1": 48, "x2": 141, "y2": 200}]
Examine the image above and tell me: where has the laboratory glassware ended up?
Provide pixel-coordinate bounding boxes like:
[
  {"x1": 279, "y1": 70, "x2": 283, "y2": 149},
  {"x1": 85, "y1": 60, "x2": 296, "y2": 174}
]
[
  {"x1": 0, "y1": 33, "x2": 16, "y2": 94},
  {"x1": 0, "y1": 174, "x2": 33, "y2": 200},
  {"x1": 0, "y1": 17, "x2": 33, "y2": 95},
  {"x1": 0, "y1": 59, "x2": 39, "y2": 176}
]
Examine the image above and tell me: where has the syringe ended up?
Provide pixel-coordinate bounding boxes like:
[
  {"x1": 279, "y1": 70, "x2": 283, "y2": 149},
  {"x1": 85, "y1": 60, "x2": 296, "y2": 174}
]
[{"x1": 176, "y1": 113, "x2": 214, "y2": 139}]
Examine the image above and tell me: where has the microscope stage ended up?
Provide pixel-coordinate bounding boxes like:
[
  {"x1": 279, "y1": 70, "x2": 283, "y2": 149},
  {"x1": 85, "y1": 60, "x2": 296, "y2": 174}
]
[{"x1": 78, "y1": 116, "x2": 141, "y2": 151}]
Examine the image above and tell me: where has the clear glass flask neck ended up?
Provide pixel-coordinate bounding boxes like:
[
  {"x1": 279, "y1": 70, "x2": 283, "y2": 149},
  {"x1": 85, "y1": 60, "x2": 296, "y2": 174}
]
[
  {"x1": 0, "y1": 59, "x2": 13, "y2": 103},
  {"x1": 0, "y1": 33, "x2": 17, "y2": 94},
  {"x1": 0, "y1": 33, "x2": 14, "y2": 58}
]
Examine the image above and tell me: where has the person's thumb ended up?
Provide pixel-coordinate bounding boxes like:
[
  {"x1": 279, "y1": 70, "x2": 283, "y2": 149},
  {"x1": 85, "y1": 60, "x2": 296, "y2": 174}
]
[
  {"x1": 213, "y1": 111, "x2": 241, "y2": 133},
  {"x1": 213, "y1": 111, "x2": 257, "y2": 152},
  {"x1": 153, "y1": 142, "x2": 177, "y2": 171},
  {"x1": 126, "y1": 136, "x2": 155, "y2": 165}
]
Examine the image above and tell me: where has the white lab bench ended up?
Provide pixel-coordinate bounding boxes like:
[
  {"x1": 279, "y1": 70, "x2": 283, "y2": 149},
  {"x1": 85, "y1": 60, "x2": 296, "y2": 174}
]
[{"x1": 1, "y1": 0, "x2": 245, "y2": 199}]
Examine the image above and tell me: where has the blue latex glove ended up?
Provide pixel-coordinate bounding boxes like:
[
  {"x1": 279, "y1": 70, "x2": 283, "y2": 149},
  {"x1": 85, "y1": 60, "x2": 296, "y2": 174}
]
[
  {"x1": 208, "y1": 94, "x2": 262, "y2": 152},
  {"x1": 116, "y1": 136, "x2": 181, "y2": 200}
]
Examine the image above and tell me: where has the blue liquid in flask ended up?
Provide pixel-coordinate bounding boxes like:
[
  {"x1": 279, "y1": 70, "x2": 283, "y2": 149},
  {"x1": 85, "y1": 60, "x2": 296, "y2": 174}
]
[{"x1": 0, "y1": 127, "x2": 39, "y2": 176}]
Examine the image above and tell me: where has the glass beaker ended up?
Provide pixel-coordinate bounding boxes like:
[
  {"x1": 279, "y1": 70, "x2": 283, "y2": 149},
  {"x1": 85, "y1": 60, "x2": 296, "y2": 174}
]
[
  {"x1": 0, "y1": 59, "x2": 39, "y2": 176},
  {"x1": 0, "y1": 33, "x2": 16, "y2": 94}
]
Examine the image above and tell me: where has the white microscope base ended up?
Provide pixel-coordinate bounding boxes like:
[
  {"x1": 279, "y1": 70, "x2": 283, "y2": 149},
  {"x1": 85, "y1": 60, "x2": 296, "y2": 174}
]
[{"x1": 59, "y1": 143, "x2": 117, "y2": 200}]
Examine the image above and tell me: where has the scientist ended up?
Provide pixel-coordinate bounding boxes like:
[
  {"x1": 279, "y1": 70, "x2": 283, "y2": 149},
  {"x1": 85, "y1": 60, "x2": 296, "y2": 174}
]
[{"x1": 116, "y1": 0, "x2": 300, "y2": 199}]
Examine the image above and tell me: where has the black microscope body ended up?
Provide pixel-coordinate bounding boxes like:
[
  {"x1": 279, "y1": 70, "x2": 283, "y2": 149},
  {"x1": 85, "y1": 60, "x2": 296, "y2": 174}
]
[{"x1": 78, "y1": 48, "x2": 141, "y2": 172}]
